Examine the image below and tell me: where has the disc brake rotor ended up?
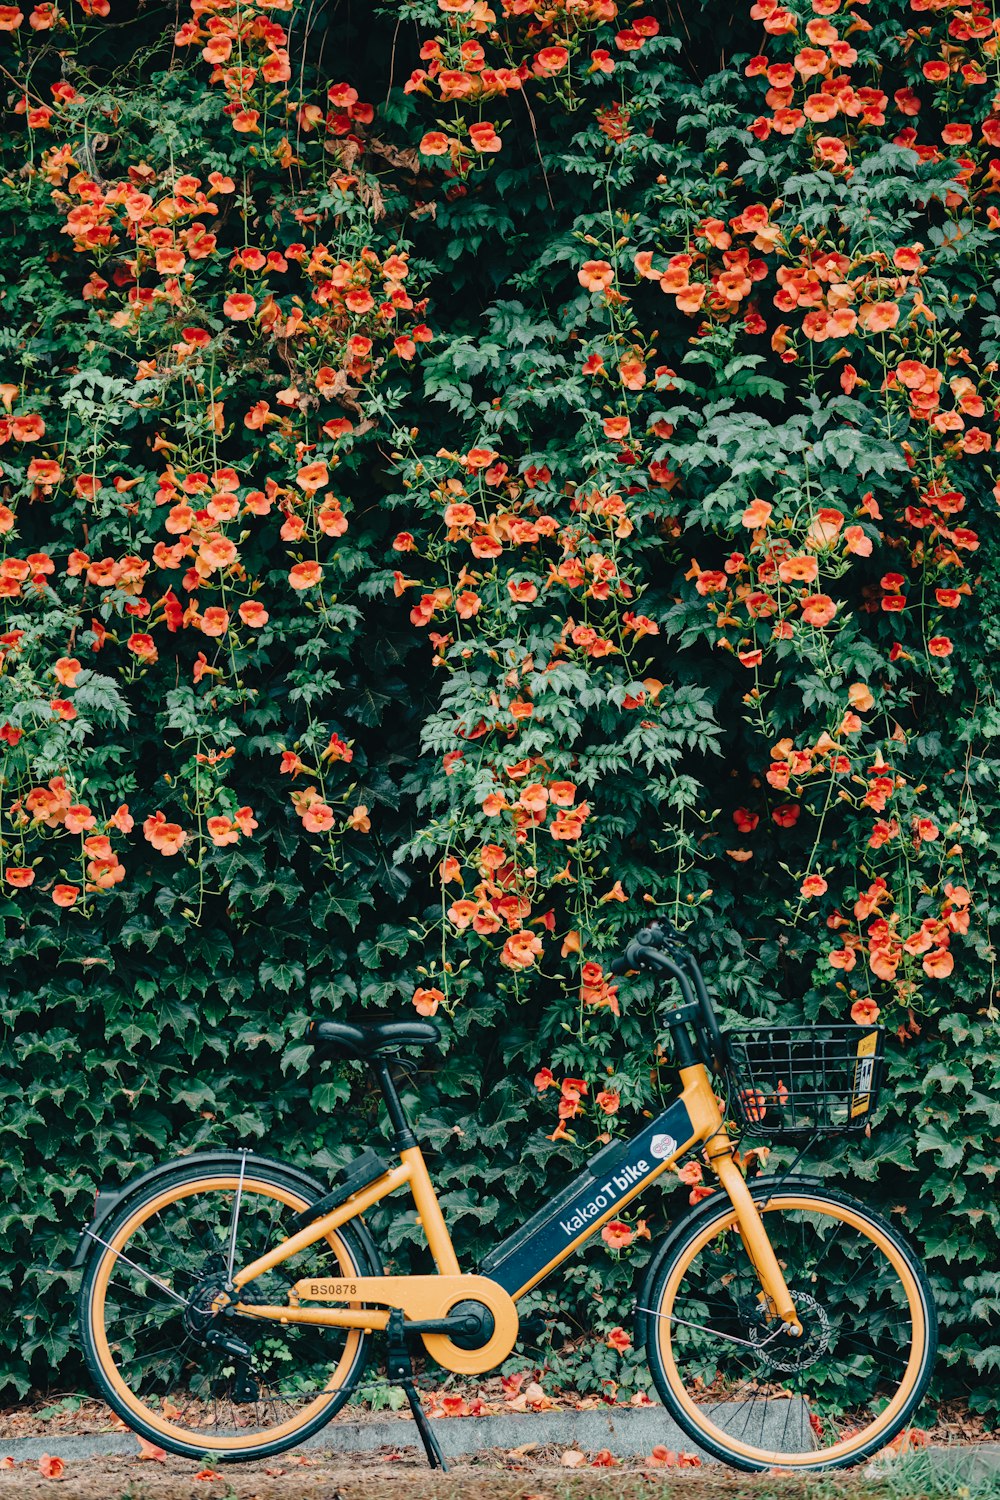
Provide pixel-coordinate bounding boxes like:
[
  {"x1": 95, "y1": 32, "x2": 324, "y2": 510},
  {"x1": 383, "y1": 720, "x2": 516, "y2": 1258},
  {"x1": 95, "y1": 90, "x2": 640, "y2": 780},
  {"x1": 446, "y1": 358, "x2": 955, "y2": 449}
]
[{"x1": 747, "y1": 1289, "x2": 831, "y2": 1373}]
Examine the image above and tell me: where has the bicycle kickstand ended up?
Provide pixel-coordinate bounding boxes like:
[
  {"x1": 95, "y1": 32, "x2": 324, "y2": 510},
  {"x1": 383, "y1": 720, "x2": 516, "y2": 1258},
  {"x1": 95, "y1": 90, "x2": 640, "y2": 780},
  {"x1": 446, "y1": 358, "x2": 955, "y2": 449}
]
[{"x1": 385, "y1": 1308, "x2": 448, "y2": 1472}]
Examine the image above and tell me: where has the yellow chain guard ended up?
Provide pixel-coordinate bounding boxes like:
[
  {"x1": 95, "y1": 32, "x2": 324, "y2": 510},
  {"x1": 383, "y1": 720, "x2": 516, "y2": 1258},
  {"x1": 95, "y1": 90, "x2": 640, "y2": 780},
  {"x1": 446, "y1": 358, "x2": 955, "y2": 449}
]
[{"x1": 287, "y1": 1272, "x2": 519, "y2": 1375}]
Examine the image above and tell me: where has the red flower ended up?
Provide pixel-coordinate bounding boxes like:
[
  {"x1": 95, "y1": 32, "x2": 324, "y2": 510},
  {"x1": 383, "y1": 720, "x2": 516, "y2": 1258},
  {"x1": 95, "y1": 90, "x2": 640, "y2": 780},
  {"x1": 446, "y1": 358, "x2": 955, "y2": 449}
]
[
  {"x1": 296, "y1": 461, "x2": 329, "y2": 493},
  {"x1": 501, "y1": 931, "x2": 543, "y2": 969},
  {"x1": 26, "y1": 458, "x2": 62, "y2": 487},
  {"x1": 223, "y1": 292, "x2": 256, "y2": 321},
  {"x1": 53, "y1": 656, "x2": 81, "y2": 687},
  {"x1": 413, "y1": 986, "x2": 443, "y2": 1016},
  {"x1": 11, "y1": 413, "x2": 44, "y2": 440},
  {"x1": 922, "y1": 947, "x2": 953, "y2": 978},
  {"x1": 143, "y1": 812, "x2": 186, "y2": 855},
  {"x1": 534, "y1": 46, "x2": 569, "y2": 75},
  {"x1": 741, "y1": 498, "x2": 772, "y2": 528},
  {"x1": 301, "y1": 798, "x2": 334, "y2": 833},
  {"x1": 578, "y1": 260, "x2": 615, "y2": 292},
  {"x1": 800, "y1": 593, "x2": 837, "y2": 627},
  {"x1": 468, "y1": 122, "x2": 502, "y2": 152},
  {"x1": 207, "y1": 816, "x2": 239, "y2": 848},
  {"x1": 289, "y1": 561, "x2": 322, "y2": 590},
  {"x1": 200, "y1": 607, "x2": 229, "y2": 638},
  {"x1": 238, "y1": 600, "x2": 269, "y2": 628},
  {"x1": 772, "y1": 803, "x2": 800, "y2": 827},
  {"x1": 127, "y1": 633, "x2": 158, "y2": 663}
]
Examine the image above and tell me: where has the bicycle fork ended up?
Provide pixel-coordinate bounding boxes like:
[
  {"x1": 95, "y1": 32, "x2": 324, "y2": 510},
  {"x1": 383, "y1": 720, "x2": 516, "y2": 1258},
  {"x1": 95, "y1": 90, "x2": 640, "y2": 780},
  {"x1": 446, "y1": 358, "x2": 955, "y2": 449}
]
[
  {"x1": 708, "y1": 1146, "x2": 802, "y2": 1334},
  {"x1": 681, "y1": 1064, "x2": 801, "y2": 1335}
]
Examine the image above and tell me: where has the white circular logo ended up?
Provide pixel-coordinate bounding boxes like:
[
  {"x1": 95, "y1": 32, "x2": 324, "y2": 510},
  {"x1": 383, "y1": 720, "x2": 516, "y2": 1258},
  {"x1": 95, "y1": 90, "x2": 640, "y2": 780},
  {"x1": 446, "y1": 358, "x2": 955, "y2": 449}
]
[{"x1": 650, "y1": 1133, "x2": 677, "y2": 1161}]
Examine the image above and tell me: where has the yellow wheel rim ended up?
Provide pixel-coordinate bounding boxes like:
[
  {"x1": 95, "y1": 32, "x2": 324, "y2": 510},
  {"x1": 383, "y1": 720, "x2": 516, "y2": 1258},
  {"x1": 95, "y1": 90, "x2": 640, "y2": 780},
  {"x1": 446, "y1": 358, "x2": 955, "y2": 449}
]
[
  {"x1": 89, "y1": 1175, "x2": 365, "y2": 1452},
  {"x1": 656, "y1": 1193, "x2": 928, "y2": 1468}
]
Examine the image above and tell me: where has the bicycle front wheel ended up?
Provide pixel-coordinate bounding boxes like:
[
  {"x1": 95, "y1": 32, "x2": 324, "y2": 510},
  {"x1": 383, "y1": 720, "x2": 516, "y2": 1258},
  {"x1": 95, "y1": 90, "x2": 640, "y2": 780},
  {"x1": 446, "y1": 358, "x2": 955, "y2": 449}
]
[
  {"x1": 79, "y1": 1157, "x2": 372, "y2": 1461},
  {"x1": 643, "y1": 1182, "x2": 936, "y2": 1470}
]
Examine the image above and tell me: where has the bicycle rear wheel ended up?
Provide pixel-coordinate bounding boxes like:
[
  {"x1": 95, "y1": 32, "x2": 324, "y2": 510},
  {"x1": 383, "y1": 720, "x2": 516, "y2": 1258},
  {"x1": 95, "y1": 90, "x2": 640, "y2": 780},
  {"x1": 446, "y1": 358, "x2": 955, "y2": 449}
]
[
  {"x1": 79, "y1": 1157, "x2": 371, "y2": 1461},
  {"x1": 643, "y1": 1182, "x2": 936, "y2": 1470}
]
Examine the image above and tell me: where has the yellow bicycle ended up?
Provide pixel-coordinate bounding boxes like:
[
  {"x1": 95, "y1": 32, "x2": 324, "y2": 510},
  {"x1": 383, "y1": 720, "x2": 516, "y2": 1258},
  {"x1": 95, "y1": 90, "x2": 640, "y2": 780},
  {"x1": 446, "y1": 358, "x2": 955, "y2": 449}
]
[{"x1": 75, "y1": 922, "x2": 936, "y2": 1471}]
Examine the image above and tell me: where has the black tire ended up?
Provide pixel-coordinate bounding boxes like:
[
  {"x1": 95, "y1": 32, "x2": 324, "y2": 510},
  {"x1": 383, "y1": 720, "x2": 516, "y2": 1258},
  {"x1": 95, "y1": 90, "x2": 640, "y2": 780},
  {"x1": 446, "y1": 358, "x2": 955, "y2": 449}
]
[
  {"x1": 79, "y1": 1155, "x2": 372, "y2": 1462},
  {"x1": 643, "y1": 1181, "x2": 937, "y2": 1471}
]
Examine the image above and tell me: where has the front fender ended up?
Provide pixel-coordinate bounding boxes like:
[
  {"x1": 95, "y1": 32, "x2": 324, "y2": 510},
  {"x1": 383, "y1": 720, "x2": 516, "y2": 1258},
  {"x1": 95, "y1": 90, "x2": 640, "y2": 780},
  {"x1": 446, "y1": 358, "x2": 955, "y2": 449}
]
[
  {"x1": 633, "y1": 1172, "x2": 827, "y2": 1350},
  {"x1": 71, "y1": 1150, "x2": 385, "y2": 1278}
]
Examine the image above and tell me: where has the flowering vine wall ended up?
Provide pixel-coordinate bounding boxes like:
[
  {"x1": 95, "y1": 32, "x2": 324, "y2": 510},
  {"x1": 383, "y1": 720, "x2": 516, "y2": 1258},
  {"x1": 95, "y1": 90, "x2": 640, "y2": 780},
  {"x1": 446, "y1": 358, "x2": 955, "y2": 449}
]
[{"x1": 0, "y1": 0, "x2": 998, "y2": 1409}]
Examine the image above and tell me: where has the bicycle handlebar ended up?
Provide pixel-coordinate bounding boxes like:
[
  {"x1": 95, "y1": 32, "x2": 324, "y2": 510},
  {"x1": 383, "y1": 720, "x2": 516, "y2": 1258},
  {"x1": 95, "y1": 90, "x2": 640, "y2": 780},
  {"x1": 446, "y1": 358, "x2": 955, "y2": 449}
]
[{"x1": 609, "y1": 924, "x2": 727, "y2": 1066}]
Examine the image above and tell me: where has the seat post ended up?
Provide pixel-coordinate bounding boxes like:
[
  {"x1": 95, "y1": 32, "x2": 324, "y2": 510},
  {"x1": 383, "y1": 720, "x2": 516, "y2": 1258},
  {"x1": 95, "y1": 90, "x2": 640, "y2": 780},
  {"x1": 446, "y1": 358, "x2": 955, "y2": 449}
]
[{"x1": 370, "y1": 1058, "x2": 418, "y2": 1151}]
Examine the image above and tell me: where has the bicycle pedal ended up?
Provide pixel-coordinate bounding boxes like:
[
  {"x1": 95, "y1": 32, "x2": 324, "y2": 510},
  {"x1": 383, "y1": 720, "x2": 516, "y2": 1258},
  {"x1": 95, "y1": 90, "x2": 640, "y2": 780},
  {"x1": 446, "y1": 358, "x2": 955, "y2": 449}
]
[{"x1": 517, "y1": 1312, "x2": 549, "y2": 1346}]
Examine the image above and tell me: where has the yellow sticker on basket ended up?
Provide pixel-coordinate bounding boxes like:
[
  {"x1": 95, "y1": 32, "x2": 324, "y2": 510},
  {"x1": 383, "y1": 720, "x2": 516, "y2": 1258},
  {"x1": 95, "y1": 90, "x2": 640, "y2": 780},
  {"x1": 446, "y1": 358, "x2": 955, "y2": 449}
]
[{"x1": 850, "y1": 1030, "x2": 878, "y2": 1117}]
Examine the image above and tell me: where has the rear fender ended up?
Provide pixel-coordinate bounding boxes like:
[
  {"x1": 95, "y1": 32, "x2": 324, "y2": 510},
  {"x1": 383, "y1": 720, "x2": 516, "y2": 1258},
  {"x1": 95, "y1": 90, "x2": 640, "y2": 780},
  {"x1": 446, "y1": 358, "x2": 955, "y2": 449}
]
[{"x1": 71, "y1": 1150, "x2": 385, "y2": 1277}]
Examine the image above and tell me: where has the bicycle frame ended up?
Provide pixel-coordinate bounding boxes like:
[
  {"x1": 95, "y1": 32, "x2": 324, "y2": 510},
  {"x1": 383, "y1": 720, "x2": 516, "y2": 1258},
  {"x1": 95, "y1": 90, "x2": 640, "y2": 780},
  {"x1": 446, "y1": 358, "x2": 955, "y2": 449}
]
[{"x1": 224, "y1": 1057, "x2": 801, "y2": 1370}]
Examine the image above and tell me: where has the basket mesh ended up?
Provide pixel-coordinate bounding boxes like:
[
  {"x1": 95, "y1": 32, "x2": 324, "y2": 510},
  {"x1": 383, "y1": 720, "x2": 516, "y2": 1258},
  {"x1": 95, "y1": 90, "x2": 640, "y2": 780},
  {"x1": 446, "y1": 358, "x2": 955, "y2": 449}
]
[{"x1": 724, "y1": 1024, "x2": 884, "y2": 1138}]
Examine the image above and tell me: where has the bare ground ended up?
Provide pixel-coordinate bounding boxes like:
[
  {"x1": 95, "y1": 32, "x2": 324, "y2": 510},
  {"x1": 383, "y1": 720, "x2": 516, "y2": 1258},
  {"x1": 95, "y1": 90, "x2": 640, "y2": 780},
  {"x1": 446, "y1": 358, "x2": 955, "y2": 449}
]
[{"x1": 0, "y1": 1451, "x2": 929, "y2": 1500}]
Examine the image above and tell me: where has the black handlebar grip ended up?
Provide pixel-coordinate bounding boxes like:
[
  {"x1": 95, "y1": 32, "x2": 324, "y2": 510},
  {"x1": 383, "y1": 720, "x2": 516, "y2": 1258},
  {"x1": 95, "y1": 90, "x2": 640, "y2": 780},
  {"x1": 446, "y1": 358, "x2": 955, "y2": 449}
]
[{"x1": 608, "y1": 955, "x2": 630, "y2": 976}]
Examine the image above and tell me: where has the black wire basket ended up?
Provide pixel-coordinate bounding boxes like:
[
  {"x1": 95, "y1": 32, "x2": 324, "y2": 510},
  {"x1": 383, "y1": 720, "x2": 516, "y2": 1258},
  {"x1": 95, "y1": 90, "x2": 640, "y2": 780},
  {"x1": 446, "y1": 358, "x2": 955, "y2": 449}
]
[{"x1": 723, "y1": 1024, "x2": 885, "y2": 1137}]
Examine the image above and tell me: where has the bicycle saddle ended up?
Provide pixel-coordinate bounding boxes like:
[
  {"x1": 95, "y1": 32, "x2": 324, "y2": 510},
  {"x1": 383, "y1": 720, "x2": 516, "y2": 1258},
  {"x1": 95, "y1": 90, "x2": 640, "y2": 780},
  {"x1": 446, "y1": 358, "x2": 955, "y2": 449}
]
[{"x1": 309, "y1": 1015, "x2": 440, "y2": 1061}]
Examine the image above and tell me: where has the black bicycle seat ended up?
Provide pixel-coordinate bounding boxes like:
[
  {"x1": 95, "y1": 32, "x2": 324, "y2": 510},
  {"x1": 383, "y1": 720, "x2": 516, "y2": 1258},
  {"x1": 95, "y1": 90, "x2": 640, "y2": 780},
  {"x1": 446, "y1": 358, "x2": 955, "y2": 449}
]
[{"x1": 309, "y1": 1016, "x2": 440, "y2": 1061}]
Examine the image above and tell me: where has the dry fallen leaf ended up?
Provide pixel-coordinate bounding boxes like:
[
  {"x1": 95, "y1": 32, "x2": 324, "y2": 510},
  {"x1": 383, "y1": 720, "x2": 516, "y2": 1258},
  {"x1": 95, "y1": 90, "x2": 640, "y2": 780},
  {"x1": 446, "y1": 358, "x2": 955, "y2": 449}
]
[
  {"x1": 507, "y1": 1442, "x2": 538, "y2": 1457},
  {"x1": 559, "y1": 1450, "x2": 585, "y2": 1468}
]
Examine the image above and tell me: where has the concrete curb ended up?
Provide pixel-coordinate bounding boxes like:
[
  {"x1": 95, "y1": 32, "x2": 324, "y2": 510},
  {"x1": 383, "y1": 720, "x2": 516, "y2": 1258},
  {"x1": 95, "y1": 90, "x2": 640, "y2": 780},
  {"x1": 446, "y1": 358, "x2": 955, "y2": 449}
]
[
  {"x1": 0, "y1": 1408, "x2": 701, "y2": 1463},
  {"x1": 1, "y1": 1410, "x2": 998, "y2": 1473}
]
